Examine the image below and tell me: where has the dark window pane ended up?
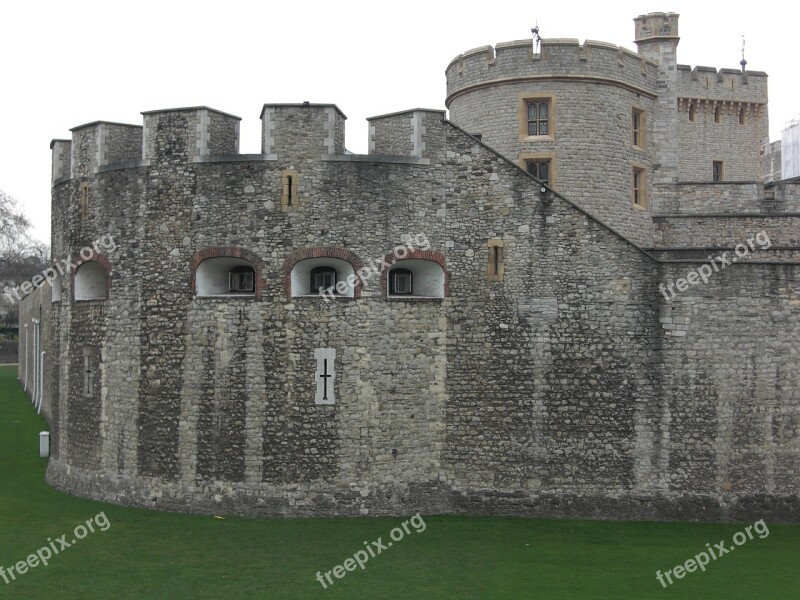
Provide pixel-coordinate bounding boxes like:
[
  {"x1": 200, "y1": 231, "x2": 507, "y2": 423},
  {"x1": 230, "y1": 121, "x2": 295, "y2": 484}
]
[
  {"x1": 311, "y1": 267, "x2": 336, "y2": 293},
  {"x1": 539, "y1": 163, "x2": 549, "y2": 182},
  {"x1": 528, "y1": 103, "x2": 537, "y2": 119},
  {"x1": 390, "y1": 268, "x2": 412, "y2": 294},
  {"x1": 539, "y1": 103, "x2": 548, "y2": 119},
  {"x1": 539, "y1": 122, "x2": 548, "y2": 135},
  {"x1": 528, "y1": 123, "x2": 537, "y2": 136},
  {"x1": 527, "y1": 162, "x2": 537, "y2": 175}
]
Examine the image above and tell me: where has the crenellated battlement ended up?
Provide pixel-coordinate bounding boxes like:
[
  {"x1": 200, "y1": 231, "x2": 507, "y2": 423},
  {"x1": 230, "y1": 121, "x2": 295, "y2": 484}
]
[
  {"x1": 260, "y1": 103, "x2": 346, "y2": 160},
  {"x1": 446, "y1": 38, "x2": 658, "y2": 106},
  {"x1": 67, "y1": 121, "x2": 143, "y2": 180},
  {"x1": 367, "y1": 108, "x2": 446, "y2": 161},
  {"x1": 142, "y1": 106, "x2": 241, "y2": 163},
  {"x1": 676, "y1": 64, "x2": 768, "y2": 105},
  {"x1": 51, "y1": 103, "x2": 448, "y2": 187}
]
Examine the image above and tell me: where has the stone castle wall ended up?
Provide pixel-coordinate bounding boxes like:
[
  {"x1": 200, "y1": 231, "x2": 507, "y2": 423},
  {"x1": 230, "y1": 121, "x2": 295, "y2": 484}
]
[
  {"x1": 675, "y1": 68, "x2": 769, "y2": 182},
  {"x1": 17, "y1": 102, "x2": 800, "y2": 522},
  {"x1": 16, "y1": 12, "x2": 800, "y2": 523}
]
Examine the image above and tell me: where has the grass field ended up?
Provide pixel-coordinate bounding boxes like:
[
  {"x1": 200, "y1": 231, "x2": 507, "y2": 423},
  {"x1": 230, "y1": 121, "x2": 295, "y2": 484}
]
[{"x1": 1, "y1": 365, "x2": 798, "y2": 599}]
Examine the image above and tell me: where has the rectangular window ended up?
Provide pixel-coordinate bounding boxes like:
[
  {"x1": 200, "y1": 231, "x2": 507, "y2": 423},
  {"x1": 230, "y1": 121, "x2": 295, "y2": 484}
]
[
  {"x1": 527, "y1": 100, "x2": 549, "y2": 136},
  {"x1": 281, "y1": 170, "x2": 298, "y2": 211},
  {"x1": 229, "y1": 271, "x2": 254, "y2": 292},
  {"x1": 83, "y1": 348, "x2": 93, "y2": 397},
  {"x1": 392, "y1": 271, "x2": 412, "y2": 294},
  {"x1": 712, "y1": 161, "x2": 724, "y2": 182},
  {"x1": 688, "y1": 104, "x2": 696, "y2": 122},
  {"x1": 519, "y1": 94, "x2": 555, "y2": 140},
  {"x1": 526, "y1": 160, "x2": 551, "y2": 185},
  {"x1": 738, "y1": 106, "x2": 746, "y2": 125},
  {"x1": 312, "y1": 270, "x2": 335, "y2": 292},
  {"x1": 714, "y1": 105, "x2": 721, "y2": 124},
  {"x1": 632, "y1": 109, "x2": 645, "y2": 148},
  {"x1": 633, "y1": 167, "x2": 647, "y2": 207},
  {"x1": 488, "y1": 240, "x2": 504, "y2": 282}
]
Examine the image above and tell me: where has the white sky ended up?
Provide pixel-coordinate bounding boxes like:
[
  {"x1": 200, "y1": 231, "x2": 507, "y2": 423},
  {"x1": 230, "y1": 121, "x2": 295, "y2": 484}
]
[{"x1": 2, "y1": 0, "x2": 797, "y2": 243}]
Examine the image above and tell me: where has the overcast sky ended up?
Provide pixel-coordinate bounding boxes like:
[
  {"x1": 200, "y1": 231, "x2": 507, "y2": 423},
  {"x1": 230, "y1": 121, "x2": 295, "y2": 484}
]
[{"x1": 2, "y1": 0, "x2": 797, "y2": 243}]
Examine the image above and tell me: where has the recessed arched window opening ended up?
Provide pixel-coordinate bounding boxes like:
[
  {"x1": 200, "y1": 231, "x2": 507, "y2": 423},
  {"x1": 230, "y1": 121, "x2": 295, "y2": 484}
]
[
  {"x1": 196, "y1": 257, "x2": 257, "y2": 297},
  {"x1": 387, "y1": 260, "x2": 445, "y2": 299},
  {"x1": 290, "y1": 258, "x2": 355, "y2": 297},
  {"x1": 74, "y1": 261, "x2": 108, "y2": 301},
  {"x1": 389, "y1": 268, "x2": 413, "y2": 295}
]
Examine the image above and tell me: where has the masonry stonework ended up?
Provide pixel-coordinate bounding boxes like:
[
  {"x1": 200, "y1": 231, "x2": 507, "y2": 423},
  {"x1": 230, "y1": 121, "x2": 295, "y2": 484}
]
[{"x1": 18, "y1": 12, "x2": 800, "y2": 522}]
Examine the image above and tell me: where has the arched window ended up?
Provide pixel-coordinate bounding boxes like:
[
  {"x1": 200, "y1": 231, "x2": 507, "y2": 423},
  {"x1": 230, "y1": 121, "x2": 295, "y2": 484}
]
[
  {"x1": 196, "y1": 257, "x2": 257, "y2": 297},
  {"x1": 389, "y1": 268, "x2": 412, "y2": 295},
  {"x1": 387, "y1": 260, "x2": 444, "y2": 299},
  {"x1": 289, "y1": 257, "x2": 356, "y2": 297},
  {"x1": 74, "y1": 261, "x2": 107, "y2": 301},
  {"x1": 310, "y1": 266, "x2": 337, "y2": 294}
]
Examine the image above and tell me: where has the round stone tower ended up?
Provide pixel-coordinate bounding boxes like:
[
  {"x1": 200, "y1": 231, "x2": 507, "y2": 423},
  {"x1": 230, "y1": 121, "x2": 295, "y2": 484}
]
[{"x1": 445, "y1": 27, "x2": 664, "y2": 246}]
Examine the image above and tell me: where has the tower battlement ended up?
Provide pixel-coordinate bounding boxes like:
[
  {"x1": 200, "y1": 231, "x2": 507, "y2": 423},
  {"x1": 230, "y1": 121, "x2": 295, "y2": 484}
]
[
  {"x1": 446, "y1": 38, "x2": 658, "y2": 107},
  {"x1": 51, "y1": 103, "x2": 453, "y2": 187},
  {"x1": 676, "y1": 64, "x2": 768, "y2": 105},
  {"x1": 633, "y1": 12, "x2": 680, "y2": 44}
]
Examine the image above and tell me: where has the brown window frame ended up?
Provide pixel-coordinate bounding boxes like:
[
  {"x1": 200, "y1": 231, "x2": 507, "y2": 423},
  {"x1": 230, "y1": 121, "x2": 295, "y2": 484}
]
[
  {"x1": 632, "y1": 108, "x2": 646, "y2": 148},
  {"x1": 712, "y1": 161, "x2": 724, "y2": 183},
  {"x1": 519, "y1": 93, "x2": 556, "y2": 140},
  {"x1": 632, "y1": 166, "x2": 648, "y2": 208}
]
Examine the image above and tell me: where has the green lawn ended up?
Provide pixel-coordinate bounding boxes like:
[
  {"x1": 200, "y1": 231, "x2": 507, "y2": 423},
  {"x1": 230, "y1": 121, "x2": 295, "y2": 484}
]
[{"x1": 1, "y1": 365, "x2": 798, "y2": 599}]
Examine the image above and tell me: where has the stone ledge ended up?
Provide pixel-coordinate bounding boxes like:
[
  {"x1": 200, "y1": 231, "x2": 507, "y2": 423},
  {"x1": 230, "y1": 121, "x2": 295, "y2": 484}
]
[
  {"x1": 193, "y1": 154, "x2": 277, "y2": 164},
  {"x1": 97, "y1": 159, "x2": 150, "y2": 173},
  {"x1": 322, "y1": 154, "x2": 431, "y2": 166},
  {"x1": 653, "y1": 213, "x2": 800, "y2": 219}
]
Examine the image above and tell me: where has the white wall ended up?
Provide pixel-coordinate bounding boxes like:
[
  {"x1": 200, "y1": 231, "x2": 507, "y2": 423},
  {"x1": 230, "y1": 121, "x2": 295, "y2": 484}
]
[
  {"x1": 782, "y1": 122, "x2": 800, "y2": 179},
  {"x1": 74, "y1": 262, "x2": 107, "y2": 300}
]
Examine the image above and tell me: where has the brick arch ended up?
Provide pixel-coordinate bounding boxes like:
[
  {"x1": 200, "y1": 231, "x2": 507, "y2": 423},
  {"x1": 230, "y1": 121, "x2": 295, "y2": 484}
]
[
  {"x1": 380, "y1": 247, "x2": 450, "y2": 299},
  {"x1": 189, "y1": 247, "x2": 266, "y2": 298},
  {"x1": 282, "y1": 247, "x2": 364, "y2": 299},
  {"x1": 71, "y1": 252, "x2": 112, "y2": 301}
]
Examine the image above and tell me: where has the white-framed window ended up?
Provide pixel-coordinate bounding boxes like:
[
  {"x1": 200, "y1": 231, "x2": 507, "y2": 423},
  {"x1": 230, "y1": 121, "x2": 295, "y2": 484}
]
[{"x1": 389, "y1": 268, "x2": 412, "y2": 295}]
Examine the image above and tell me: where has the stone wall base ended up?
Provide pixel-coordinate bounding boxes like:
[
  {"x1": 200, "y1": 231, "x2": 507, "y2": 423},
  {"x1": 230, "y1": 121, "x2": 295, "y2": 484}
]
[{"x1": 45, "y1": 460, "x2": 800, "y2": 523}]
